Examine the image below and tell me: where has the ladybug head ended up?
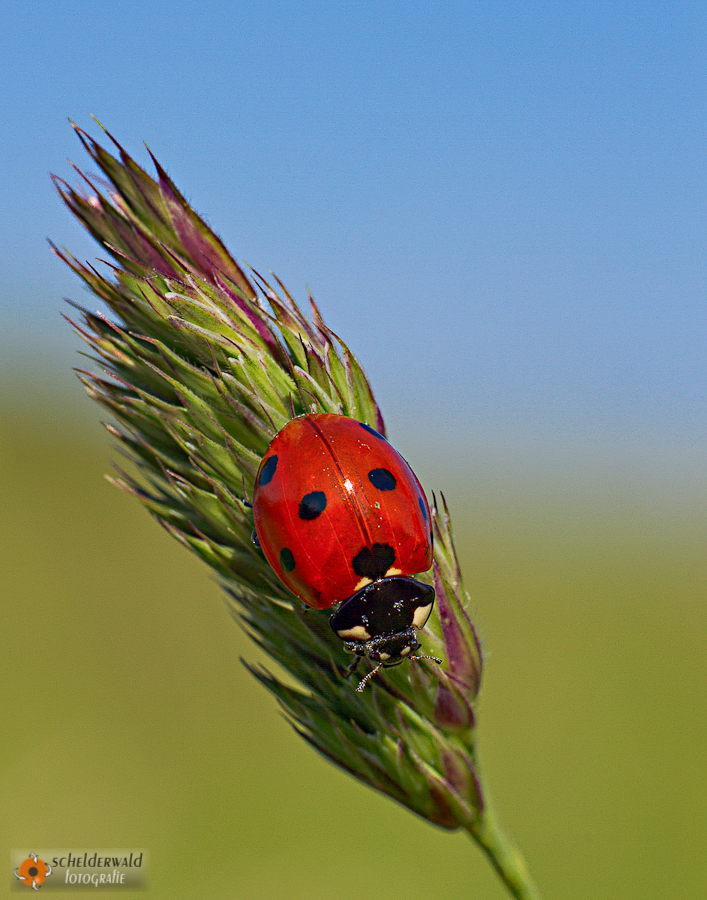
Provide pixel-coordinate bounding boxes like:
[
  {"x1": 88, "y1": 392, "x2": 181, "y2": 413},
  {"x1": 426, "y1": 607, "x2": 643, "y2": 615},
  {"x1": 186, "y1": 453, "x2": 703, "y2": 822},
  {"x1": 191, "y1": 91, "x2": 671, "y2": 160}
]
[{"x1": 329, "y1": 576, "x2": 441, "y2": 691}]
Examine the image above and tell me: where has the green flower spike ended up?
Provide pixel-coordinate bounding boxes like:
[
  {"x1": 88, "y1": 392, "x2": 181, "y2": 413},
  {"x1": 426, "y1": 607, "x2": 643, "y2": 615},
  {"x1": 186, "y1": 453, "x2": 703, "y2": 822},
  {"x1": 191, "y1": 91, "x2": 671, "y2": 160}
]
[{"x1": 53, "y1": 122, "x2": 541, "y2": 900}]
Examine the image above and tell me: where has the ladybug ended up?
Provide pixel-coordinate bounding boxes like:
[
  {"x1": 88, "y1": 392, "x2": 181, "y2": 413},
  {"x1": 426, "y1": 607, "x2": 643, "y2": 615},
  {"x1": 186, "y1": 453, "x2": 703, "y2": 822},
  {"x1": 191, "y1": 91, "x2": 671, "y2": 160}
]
[{"x1": 252, "y1": 413, "x2": 439, "y2": 690}]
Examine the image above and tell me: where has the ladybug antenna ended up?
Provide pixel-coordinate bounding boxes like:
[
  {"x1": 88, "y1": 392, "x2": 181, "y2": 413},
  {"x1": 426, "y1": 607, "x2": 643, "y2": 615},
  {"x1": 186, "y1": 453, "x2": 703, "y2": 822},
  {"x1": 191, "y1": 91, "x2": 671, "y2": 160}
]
[
  {"x1": 355, "y1": 662, "x2": 383, "y2": 692},
  {"x1": 410, "y1": 653, "x2": 443, "y2": 666},
  {"x1": 356, "y1": 655, "x2": 443, "y2": 692}
]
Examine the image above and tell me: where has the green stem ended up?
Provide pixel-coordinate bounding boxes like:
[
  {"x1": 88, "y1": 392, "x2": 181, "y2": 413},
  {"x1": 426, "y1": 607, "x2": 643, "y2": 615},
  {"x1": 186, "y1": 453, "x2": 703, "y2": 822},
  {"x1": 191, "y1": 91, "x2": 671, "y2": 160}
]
[{"x1": 465, "y1": 794, "x2": 542, "y2": 900}]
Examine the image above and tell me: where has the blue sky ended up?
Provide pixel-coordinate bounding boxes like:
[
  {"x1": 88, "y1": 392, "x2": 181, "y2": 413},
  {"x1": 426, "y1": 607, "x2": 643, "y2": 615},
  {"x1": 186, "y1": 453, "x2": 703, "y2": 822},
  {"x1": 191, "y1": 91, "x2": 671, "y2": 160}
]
[{"x1": 1, "y1": 0, "x2": 705, "y2": 455}]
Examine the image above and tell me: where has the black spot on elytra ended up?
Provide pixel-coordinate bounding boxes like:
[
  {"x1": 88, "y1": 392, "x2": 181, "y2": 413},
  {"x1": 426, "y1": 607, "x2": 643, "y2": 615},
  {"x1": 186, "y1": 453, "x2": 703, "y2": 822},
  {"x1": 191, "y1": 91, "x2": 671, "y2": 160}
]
[
  {"x1": 359, "y1": 421, "x2": 387, "y2": 441},
  {"x1": 299, "y1": 490, "x2": 327, "y2": 520},
  {"x1": 258, "y1": 455, "x2": 278, "y2": 487},
  {"x1": 280, "y1": 547, "x2": 296, "y2": 572},
  {"x1": 368, "y1": 468, "x2": 396, "y2": 491},
  {"x1": 352, "y1": 543, "x2": 396, "y2": 579},
  {"x1": 419, "y1": 496, "x2": 428, "y2": 522}
]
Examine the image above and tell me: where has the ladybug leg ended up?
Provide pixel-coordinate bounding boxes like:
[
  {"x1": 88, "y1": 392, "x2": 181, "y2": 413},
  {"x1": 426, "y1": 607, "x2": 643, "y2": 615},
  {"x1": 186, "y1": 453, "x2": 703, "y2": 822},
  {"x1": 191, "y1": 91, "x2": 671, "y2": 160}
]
[
  {"x1": 240, "y1": 475, "x2": 252, "y2": 506},
  {"x1": 240, "y1": 493, "x2": 261, "y2": 548},
  {"x1": 342, "y1": 653, "x2": 363, "y2": 678},
  {"x1": 356, "y1": 661, "x2": 384, "y2": 692}
]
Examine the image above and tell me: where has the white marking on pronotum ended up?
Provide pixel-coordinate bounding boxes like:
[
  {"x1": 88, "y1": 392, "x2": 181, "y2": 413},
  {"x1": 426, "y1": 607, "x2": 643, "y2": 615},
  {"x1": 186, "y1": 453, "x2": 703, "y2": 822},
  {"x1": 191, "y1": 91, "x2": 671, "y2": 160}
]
[
  {"x1": 412, "y1": 602, "x2": 433, "y2": 629},
  {"x1": 336, "y1": 624, "x2": 371, "y2": 641}
]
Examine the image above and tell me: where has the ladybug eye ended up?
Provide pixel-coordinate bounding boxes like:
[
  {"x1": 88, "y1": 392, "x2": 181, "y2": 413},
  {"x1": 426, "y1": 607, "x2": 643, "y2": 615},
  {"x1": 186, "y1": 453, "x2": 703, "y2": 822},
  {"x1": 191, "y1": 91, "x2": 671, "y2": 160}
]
[{"x1": 368, "y1": 468, "x2": 396, "y2": 491}]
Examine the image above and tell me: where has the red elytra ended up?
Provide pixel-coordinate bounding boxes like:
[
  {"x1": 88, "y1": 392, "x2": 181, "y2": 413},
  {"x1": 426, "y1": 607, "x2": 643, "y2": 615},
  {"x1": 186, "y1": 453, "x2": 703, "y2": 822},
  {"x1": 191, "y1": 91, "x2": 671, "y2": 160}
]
[{"x1": 252, "y1": 414, "x2": 433, "y2": 610}]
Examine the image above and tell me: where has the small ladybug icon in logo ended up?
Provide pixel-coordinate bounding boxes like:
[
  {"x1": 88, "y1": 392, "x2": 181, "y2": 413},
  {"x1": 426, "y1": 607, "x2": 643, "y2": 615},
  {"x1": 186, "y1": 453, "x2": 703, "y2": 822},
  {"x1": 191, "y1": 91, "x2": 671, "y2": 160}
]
[{"x1": 14, "y1": 853, "x2": 52, "y2": 889}]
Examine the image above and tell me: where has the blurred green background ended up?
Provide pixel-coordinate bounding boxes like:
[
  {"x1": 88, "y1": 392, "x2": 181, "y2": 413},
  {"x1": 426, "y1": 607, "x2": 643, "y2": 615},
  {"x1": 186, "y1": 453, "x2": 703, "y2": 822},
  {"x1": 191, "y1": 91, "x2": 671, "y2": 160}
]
[{"x1": 2, "y1": 379, "x2": 705, "y2": 899}]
